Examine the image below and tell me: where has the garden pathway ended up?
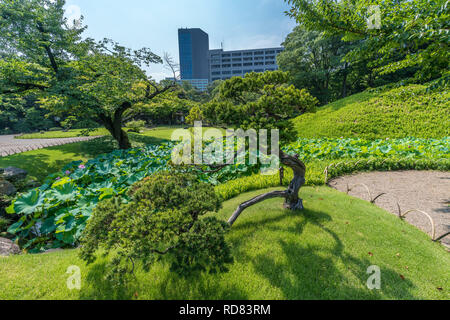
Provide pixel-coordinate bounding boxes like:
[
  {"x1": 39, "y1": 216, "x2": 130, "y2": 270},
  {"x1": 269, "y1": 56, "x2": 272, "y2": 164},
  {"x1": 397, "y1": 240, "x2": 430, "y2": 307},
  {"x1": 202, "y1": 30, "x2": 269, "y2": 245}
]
[
  {"x1": 329, "y1": 171, "x2": 450, "y2": 247},
  {"x1": 0, "y1": 134, "x2": 102, "y2": 157}
]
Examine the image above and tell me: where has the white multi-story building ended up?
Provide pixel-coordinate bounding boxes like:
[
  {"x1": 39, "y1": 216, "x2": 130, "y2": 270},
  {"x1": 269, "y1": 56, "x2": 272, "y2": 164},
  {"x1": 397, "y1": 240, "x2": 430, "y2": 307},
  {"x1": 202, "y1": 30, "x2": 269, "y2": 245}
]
[{"x1": 209, "y1": 47, "x2": 284, "y2": 82}]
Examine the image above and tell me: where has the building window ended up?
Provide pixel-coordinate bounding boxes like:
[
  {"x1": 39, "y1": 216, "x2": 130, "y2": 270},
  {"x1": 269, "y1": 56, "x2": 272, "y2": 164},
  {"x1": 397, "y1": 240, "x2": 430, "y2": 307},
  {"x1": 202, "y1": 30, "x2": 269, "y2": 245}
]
[
  {"x1": 243, "y1": 62, "x2": 253, "y2": 66},
  {"x1": 265, "y1": 56, "x2": 275, "y2": 60},
  {"x1": 232, "y1": 52, "x2": 242, "y2": 56},
  {"x1": 222, "y1": 53, "x2": 231, "y2": 57},
  {"x1": 254, "y1": 62, "x2": 264, "y2": 66},
  {"x1": 243, "y1": 52, "x2": 253, "y2": 56},
  {"x1": 232, "y1": 63, "x2": 242, "y2": 67},
  {"x1": 222, "y1": 71, "x2": 231, "y2": 75},
  {"x1": 212, "y1": 77, "x2": 220, "y2": 81},
  {"x1": 254, "y1": 51, "x2": 264, "y2": 55},
  {"x1": 222, "y1": 64, "x2": 231, "y2": 68},
  {"x1": 265, "y1": 50, "x2": 275, "y2": 54},
  {"x1": 255, "y1": 69, "x2": 264, "y2": 72},
  {"x1": 232, "y1": 58, "x2": 242, "y2": 62},
  {"x1": 211, "y1": 65, "x2": 221, "y2": 69},
  {"x1": 212, "y1": 71, "x2": 221, "y2": 75},
  {"x1": 222, "y1": 58, "x2": 231, "y2": 62},
  {"x1": 233, "y1": 70, "x2": 242, "y2": 74},
  {"x1": 254, "y1": 56, "x2": 264, "y2": 61},
  {"x1": 243, "y1": 57, "x2": 253, "y2": 61},
  {"x1": 265, "y1": 61, "x2": 275, "y2": 65}
]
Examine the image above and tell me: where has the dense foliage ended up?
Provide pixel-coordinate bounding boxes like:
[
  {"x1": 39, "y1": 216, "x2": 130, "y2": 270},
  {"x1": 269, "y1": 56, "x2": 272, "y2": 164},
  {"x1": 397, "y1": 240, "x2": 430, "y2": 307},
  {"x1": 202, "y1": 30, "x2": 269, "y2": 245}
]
[
  {"x1": 286, "y1": 137, "x2": 449, "y2": 161},
  {"x1": 196, "y1": 71, "x2": 318, "y2": 142},
  {"x1": 5, "y1": 141, "x2": 260, "y2": 251},
  {"x1": 79, "y1": 172, "x2": 232, "y2": 285},
  {"x1": 292, "y1": 83, "x2": 450, "y2": 139},
  {"x1": 286, "y1": 0, "x2": 449, "y2": 85},
  {"x1": 0, "y1": 0, "x2": 176, "y2": 149},
  {"x1": 6, "y1": 131, "x2": 448, "y2": 251},
  {"x1": 0, "y1": 95, "x2": 57, "y2": 134}
]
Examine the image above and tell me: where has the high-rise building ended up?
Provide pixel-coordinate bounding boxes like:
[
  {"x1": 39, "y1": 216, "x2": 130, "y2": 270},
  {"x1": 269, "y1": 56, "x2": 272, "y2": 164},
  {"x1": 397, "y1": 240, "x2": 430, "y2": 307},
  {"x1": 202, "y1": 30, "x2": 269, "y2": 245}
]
[
  {"x1": 178, "y1": 28, "x2": 284, "y2": 91},
  {"x1": 178, "y1": 28, "x2": 210, "y2": 80}
]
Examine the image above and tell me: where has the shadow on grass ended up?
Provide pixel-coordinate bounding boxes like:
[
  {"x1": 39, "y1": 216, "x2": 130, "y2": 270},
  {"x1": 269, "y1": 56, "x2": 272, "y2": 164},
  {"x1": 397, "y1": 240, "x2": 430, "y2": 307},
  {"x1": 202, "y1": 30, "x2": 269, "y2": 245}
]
[
  {"x1": 228, "y1": 207, "x2": 417, "y2": 300},
  {"x1": 79, "y1": 260, "x2": 248, "y2": 300},
  {"x1": 128, "y1": 133, "x2": 171, "y2": 146}
]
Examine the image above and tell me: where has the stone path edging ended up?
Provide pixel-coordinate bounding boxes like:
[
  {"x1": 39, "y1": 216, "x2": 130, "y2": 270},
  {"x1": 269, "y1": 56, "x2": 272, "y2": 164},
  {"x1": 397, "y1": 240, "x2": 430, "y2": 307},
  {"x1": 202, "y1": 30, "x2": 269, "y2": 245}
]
[{"x1": 0, "y1": 135, "x2": 103, "y2": 157}]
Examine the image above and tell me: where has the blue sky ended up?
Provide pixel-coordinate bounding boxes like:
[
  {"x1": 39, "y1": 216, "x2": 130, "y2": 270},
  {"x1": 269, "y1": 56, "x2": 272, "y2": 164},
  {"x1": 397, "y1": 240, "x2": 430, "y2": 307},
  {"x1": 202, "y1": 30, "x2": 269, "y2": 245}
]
[{"x1": 63, "y1": 0, "x2": 296, "y2": 81}]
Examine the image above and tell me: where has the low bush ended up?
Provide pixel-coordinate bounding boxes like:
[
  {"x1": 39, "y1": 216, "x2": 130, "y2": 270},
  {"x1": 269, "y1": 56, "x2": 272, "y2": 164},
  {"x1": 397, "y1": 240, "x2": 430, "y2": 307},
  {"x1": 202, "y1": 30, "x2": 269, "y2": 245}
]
[
  {"x1": 126, "y1": 120, "x2": 146, "y2": 133},
  {"x1": 80, "y1": 172, "x2": 232, "y2": 285}
]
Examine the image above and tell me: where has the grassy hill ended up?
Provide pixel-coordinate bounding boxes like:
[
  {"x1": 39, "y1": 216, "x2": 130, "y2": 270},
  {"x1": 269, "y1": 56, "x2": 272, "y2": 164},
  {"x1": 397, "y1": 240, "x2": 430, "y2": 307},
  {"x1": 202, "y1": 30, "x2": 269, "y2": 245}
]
[
  {"x1": 1, "y1": 187, "x2": 448, "y2": 300},
  {"x1": 292, "y1": 84, "x2": 449, "y2": 139}
]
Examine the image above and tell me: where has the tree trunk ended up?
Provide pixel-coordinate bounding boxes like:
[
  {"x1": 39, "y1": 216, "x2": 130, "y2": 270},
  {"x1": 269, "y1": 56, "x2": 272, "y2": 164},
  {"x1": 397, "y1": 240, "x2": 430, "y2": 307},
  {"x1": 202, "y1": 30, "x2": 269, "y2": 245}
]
[
  {"x1": 111, "y1": 125, "x2": 132, "y2": 150},
  {"x1": 228, "y1": 151, "x2": 306, "y2": 226},
  {"x1": 341, "y1": 63, "x2": 349, "y2": 98},
  {"x1": 98, "y1": 102, "x2": 133, "y2": 150}
]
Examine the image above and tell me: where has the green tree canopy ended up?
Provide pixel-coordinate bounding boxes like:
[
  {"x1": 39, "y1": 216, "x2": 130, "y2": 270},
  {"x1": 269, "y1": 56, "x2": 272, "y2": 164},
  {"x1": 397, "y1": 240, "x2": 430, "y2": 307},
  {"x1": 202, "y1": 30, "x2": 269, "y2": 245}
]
[
  {"x1": 198, "y1": 71, "x2": 318, "y2": 142},
  {"x1": 286, "y1": 0, "x2": 449, "y2": 84},
  {"x1": 0, "y1": 0, "x2": 177, "y2": 148}
]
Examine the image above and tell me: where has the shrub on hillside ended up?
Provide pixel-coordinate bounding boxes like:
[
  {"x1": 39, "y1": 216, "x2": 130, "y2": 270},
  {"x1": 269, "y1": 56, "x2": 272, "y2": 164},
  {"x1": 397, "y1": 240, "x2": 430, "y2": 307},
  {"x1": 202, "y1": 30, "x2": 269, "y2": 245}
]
[{"x1": 79, "y1": 172, "x2": 233, "y2": 285}]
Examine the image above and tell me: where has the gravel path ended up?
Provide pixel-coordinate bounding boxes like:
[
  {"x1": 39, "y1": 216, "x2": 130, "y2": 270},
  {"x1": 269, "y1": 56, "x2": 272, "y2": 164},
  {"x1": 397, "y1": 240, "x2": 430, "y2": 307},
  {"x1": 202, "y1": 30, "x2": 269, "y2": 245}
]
[
  {"x1": 0, "y1": 135, "x2": 103, "y2": 157},
  {"x1": 329, "y1": 171, "x2": 450, "y2": 247}
]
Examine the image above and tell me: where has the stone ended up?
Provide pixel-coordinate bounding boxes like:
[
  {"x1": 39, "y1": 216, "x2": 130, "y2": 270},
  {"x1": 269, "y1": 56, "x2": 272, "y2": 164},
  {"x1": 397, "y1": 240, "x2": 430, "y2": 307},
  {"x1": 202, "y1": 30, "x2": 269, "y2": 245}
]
[
  {"x1": 0, "y1": 179, "x2": 16, "y2": 196},
  {"x1": 2, "y1": 167, "x2": 28, "y2": 182},
  {"x1": 0, "y1": 237, "x2": 21, "y2": 256}
]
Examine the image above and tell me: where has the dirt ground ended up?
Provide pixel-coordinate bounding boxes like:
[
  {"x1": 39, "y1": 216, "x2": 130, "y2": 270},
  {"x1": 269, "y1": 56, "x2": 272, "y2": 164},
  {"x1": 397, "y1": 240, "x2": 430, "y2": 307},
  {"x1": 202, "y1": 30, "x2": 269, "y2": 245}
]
[{"x1": 328, "y1": 171, "x2": 450, "y2": 247}]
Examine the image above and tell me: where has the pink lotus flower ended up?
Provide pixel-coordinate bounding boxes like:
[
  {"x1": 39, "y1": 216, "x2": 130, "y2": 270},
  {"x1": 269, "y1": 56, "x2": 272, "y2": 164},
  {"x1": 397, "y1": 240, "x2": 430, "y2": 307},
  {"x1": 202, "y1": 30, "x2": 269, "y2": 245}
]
[
  {"x1": 65, "y1": 170, "x2": 71, "y2": 175},
  {"x1": 56, "y1": 177, "x2": 61, "y2": 181},
  {"x1": 78, "y1": 164, "x2": 86, "y2": 169}
]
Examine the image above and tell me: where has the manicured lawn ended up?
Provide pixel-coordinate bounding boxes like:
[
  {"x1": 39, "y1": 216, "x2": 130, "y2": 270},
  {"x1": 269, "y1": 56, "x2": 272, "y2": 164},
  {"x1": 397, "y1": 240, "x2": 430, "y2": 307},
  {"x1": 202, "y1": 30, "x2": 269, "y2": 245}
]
[
  {"x1": 17, "y1": 128, "x2": 110, "y2": 139},
  {"x1": 0, "y1": 128, "x2": 176, "y2": 182},
  {"x1": 1, "y1": 186, "x2": 448, "y2": 300},
  {"x1": 0, "y1": 137, "x2": 116, "y2": 182}
]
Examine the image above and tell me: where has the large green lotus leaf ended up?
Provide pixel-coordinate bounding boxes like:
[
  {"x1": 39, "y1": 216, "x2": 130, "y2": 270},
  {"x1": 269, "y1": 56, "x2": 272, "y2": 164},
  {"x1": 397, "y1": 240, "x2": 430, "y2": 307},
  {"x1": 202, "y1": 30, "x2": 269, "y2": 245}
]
[
  {"x1": 14, "y1": 189, "x2": 45, "y2": 215},
  {"x1": 40, "y1": 217, "x2": 57, "y2": 235},
  {"x1": 7, "y1": 216, "x2": 26, "y2": 234},
  {"x1": 49, "y1": 182, "x2": 78, "y2": 203}
]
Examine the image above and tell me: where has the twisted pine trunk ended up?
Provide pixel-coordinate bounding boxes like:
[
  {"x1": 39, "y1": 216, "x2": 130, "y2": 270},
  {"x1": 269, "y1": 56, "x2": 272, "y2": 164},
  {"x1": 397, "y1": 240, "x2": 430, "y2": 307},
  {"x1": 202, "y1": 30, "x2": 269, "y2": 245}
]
[{"x1": 228, "y1": 151, "x2": 306, "y2": 226}]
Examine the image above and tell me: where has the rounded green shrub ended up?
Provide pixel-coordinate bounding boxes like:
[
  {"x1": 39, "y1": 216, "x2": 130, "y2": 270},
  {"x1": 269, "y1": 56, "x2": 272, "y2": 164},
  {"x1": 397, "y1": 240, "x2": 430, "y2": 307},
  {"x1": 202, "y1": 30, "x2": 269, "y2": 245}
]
[{"x1": 79, "y1": 171, "x2": 233, "y2": 285}]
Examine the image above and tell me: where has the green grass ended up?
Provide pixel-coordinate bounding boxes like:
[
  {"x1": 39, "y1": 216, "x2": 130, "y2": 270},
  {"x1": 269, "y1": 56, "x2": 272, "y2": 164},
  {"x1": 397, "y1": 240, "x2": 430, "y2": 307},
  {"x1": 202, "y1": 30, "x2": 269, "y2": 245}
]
[
  {"x1": 0, "y1": 186, "x2": 448, "y2": 300},
  {"x1": 17, "y1": 128, "x2": 110, "y2": 139},
  {"x1": 0, "y1": 127, "x2": 176, "y2": 182},
  {"x1": 292, "y1": 84, "x2": 450, "y2": 139},
  {"x1": 0, "y1": 137, "x2": 116, "y2": 182}
]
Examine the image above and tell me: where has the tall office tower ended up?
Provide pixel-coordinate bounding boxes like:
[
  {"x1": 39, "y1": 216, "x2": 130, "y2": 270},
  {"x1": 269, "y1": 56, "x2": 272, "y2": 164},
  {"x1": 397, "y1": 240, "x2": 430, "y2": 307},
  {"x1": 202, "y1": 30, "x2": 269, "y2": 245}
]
[{"x1": 178, "y1": 28, "x2": 210, "y2": 91}]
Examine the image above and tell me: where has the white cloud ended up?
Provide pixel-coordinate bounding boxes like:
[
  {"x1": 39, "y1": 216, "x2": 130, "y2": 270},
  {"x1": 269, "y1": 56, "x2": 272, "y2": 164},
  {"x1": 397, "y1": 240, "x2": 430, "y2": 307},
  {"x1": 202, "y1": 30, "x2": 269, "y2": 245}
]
[{"x1": 64, "y1": 4, "x2": 82, "y2": 28}]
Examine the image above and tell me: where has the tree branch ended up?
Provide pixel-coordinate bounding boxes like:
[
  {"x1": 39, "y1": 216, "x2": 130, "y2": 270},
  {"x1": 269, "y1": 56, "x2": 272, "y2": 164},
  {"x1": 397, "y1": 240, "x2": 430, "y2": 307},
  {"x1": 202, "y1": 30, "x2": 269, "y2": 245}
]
[{"x1": 228, "y1": 151, "x2": 306, "y2": 226}]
